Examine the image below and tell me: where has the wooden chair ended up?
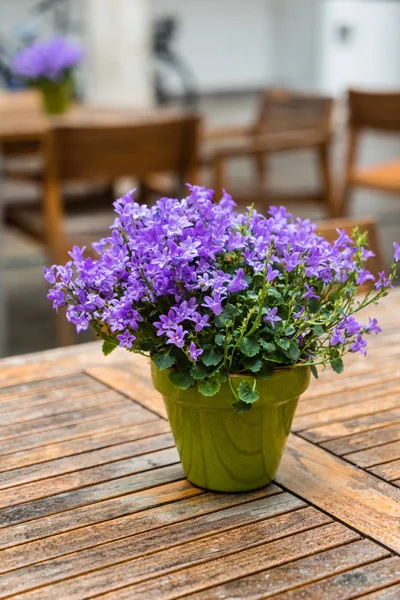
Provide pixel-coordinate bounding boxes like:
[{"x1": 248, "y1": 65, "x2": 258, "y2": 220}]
[
  {"x1": 202, "y1": 88, "x2": 335, "y2": 215},
  {"x1": 7, "y1": 112, "x2": 200, "y2": 265},
  {"x1": 316, "y1": 216, "x2": 385, "y2": 282},
  {"x1": 340, "y1": 89, "x2": 400, "y2": 217}
]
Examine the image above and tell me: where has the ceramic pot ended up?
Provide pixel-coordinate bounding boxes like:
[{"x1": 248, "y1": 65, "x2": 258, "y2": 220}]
[
  {"x1": 39, "y1": 78, "x2": 72, "y2": 115},
  {"x1": 151, "y1": 363, "x2": 310, "y2": 492}
]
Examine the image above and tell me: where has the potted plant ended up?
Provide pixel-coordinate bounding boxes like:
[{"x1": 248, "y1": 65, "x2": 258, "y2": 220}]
[
  {"x1": 45, "y1": 186, "x2": 400, "y2": 492},
  {"x1": 12, "y1": 37, "x2": 82, "y2": 115}
]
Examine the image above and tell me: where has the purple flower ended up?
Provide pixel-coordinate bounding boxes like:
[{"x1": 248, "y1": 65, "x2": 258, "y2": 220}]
[
  {"x1": 343, "y1": 316, "x2": 362, "y2": 337},
  {"x1": 394, "y1": 242, "x2": 400, "y2": 262},
  {"x1": 302, "y1": 284, "x2": 319, "y2": 301},
  {"x1": 191, "y1": 312, "x2": 210, "y2": 332},
  {"x1": 266, "y1": 264, "x2": 280, "y2": 283},
  {"x1": 330, "y1": 327, "x2": 346, "y2": 346},
  {"x1": 365, "y1": 317, "x2": 381, "y2": 334},
  {"x1": 228, "y1": 268, "x2": 248, "y2": 293},
  {"x1": 264, "y1": 307, "x2": 282, "y2": 326},
  {"x1": 375, "y1": 271, "x2": 390, "y2": 290},
  {"x1": 166, "y1": 325, "x2": 188, "y2": 348},
  {"x1": 202, "y1": 293, "x2": 223, "y2": 315},
  {"x1": 356, "y1": 269, "x2": 374, "y2": 286},
  {"x1": 154, "y1": 309, "x2": 182, "y2": 336},
  {"x1": 12, "y1": 37, "x2": 83, "y2": 82},
  {"x1": 351, "y1": 334, "x2": 367, "y2": 355},
  {"x1": 189, "y1": 342, "x2": 203, "y2": 362},
  {"x1": 117, "y1": 330, "x2": 135, "y2": 349}
]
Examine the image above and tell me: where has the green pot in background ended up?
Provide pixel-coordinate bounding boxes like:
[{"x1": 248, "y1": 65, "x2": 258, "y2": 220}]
[
  {"x1": 39, "y1": 78, "x2": 72, "y2": 115},
  {"x1": 151, "y1": 363, "x2": 310, "y2": 492}
]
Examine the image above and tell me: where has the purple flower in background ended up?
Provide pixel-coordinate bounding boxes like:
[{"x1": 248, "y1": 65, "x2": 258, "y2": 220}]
[
  {"x1": 365, "y1": 317, "x2": 381, "y2": 334},
  {"x1": 191, "y1": 312, "x2": 210, "y2": 332},
  {"x1": 189, "y1": 342, "x2": 203, "y2": 362},
  {"x1": 228, "y1": 268, "x2": 248, "y2": 293},
  {"x1": 264, "y1": 307, "x2": 282, "y2": 326},
  {"x1": 202, "y1": 293, "x2": 223, "y2": 315},
  {"x1": 356, "y1": 269, "x2": 374, "y2": 286},
  {"x1": 351, "y1": 334, "x2": 367, "y2": 355},
  {"x1": 166, "y1": 325, "x2": 188, "y2": 348},
  {"x1": 330, "y1": 327, "x2": 346, "y2": 346},
  {"x1": 394, "y1": 242, "x2": 400, "y2": 262},
  {"x1": 12, "y1": 37, "x2": 82, "y2": 82},
  {"x1": 375, "y1": 271, "x2": 390, "y2": 290},
  {"x1": 302, "y1": 284, "x2": 319, "y2": 301},
  {"x1": 266, "y1": 264, "x2": 280, "y2": 283}
]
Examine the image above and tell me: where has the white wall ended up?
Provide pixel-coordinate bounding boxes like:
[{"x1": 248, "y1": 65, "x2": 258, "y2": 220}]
[
  {"x1": 152, "y1": 0, "x2": 275, "y2": 93},
  {"x1": 318, "y1": 0, "x2": 400, "y2": 96}
]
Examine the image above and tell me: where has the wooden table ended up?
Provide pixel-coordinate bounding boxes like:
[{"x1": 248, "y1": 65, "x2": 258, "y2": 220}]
[{"x1": 1, "y1": 291, "x2": 400, "y2": 599}]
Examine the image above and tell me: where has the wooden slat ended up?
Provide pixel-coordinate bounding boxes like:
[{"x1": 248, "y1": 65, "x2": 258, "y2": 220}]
[
  {"x1": 0, "y1": 389, "x2": 129, "y2": 426},
  {"x1": 301, "y1": 408, "x2": 400, "y2": 444},
  {"x1": 0, "y1": 470, "x2": 196, "y2": 550},
  {"x1": 87, "y1": 366, "x2": 167, "y2": 419},
  {"x1": 94, "y1": 523, "x2": 359, "y2": 600},
  {"x1": 0, "y1": 447, "x2": 180, "y2": 525},
  {"x1": 0, "y1": 418, "x2": 170, "y2": 473},
  {"x1": 271, "y1": 557, "x2": 400, "y2": 599},
  {"x1": 0, "y1": 406, "x2": 156, "y2": 456},
  {"x1": 0, "y1": 493, "x2": 305, "y2": 594},
  {"x1": 359, "y1": 583, "x2": 400, "y2": 599},
  {"x1": 322, "y1": 423, "x2": 400, "y2": 456},
  {"x1": 0, "y1": 393, "x2": 139, "y2": 442},
  {"x1": 0, "y1": 373, "x2": 94, "y2": 405},
  {"x1": 0, "y1": 486, "x2": 279, "y2": 571},
  {"x1": 276, "y1": 434, "x2": 400, "y2": 553},
  {"x1": 186, "y1": 539, "x2": 388, "y2": 599},
  {"x1": 369, "y1": 459, "x2": 400, "y2": 482},
  {"x1": 294, "y1": 393, "x2": 400, "y2": 432},
  {"x1": 345, "y1": 440, "x2": 400, "y2": 468},
  {"x1": 0, "y1": 429, "x2": 175, "y2": 489}
]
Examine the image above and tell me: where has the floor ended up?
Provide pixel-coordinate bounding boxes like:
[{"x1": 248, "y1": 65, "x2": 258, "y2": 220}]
[{"x1": 2, "y1": 92, "x2": 400, "y2": 357}]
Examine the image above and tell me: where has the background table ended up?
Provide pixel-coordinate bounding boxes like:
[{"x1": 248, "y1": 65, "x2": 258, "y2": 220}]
[{"x1": 1, "y1": 290, "x2": 400, "y2": 598}]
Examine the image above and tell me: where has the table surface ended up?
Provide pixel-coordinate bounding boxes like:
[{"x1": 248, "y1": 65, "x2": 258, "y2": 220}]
[{"x1": 1, "y1": 290, "x2": 400, "y2": 599}]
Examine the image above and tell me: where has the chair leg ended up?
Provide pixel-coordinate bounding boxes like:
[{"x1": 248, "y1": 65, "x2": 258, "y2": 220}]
[
  {"x1": 213, "y1": 155, "x2": 227, "y2": 200},
  {"x1": 254, "y1": 153, "x2": 267, "y2": 188},
  {"x1": 337, "y1": 183, "x2": 353, "y2": 218},
  {"x1": 317, "y1": 145, "x2": 336, "y2": 217},
  {"x1": 55, "y1": 307, "x2": 77, "y2": 347}
]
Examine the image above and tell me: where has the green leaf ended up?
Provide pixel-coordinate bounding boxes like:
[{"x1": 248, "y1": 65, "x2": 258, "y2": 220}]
[
  {"x1": 258, "y1": 362, "x2": 275, "y2": 380},
  {"x1": 308, "y1": 298, "x2": 321, "y2": 314},
  {"x1": 102, "y1": 340, "x2": 117, "y2": 356},
  {"x1": 152, "y1": 352, "x2": 176, "y2": 371},
  {"x1": 310, "y1": 364, "x2": 319, "y2": 379},
  {"x1": 216, "y1": 304, "x2": 236, "y2": 326},
  {"x1": 190, "y1": 363, "x2": 208, "y2": 380},
  {"x1": 259, "y1": 340, "x2": 275, "y2": 353},
  {"x1": 198, "y1": 379, "x2": 220, "y2": 396},
  {"x1": 169, "y1": 371, "x2": 194, "y2": 390},
  {"x1": 330, "y1": 357, "x2": 344, "y2": 375},
  {"x1": 276, "y1": 338, "x2": 290, "y2": 351},
  {"x1": 232, "y1": 400, "x2": 253, "y2": 412},
  {"x1": 215, "y1": 371, "x2": 228, "y2": 383},
  {"x1": 267, "y1": 287, "x2": 282, "y2": 300},
  {"x1": 202, "y1": 349, "x2": 222, "y2": 367},
  {"x1": 215, "y1": 333, "x2": 225, "y2": 347},
  {"x1": 237, "y1": 381, "x2": 260, "y2": 404},
  {"x1": 243, "y1": 357, "x2": 263, "y2": 373},
  {"x1": 312, "y1": 325, "x2": 324, "y2": 337},
  {"x1": 285, "y1": 325, "x2": 296, "y2": 336},
  {"x1": 238, "y1": 336, "x2": 260, "y2": 357}
]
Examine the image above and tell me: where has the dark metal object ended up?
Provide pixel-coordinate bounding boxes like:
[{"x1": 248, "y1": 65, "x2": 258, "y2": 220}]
[{"x1": 153, "y1": 16, "x2": 198, "y2": 109}]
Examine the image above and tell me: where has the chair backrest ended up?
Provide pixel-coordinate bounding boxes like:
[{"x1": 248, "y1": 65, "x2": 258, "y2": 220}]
[
  {"x1": 316, "y1": 216, "x2": 385, "y2": 279},
  {"x1": 254, "y1": 88, "x2": 334, "y2": 138},
  {"x1": 46, "y1": 111, "x2": 200, "y2": 182},
  {"x1": 0, "y1": 90, "x2": 41, "y2": 113},
  {"x1": 348, "y1": 89, "x2": 400, "y2": 133}
]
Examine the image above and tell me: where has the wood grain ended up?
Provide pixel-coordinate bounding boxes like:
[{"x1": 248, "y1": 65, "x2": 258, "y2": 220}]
[
  {"x1": 271, "y1": 556, "x2": 400, "y2": 599},
  {"x1": 94, "y1": 523, "x2": 358, "y2": 600},
  {"x1": 0, "y1": 493, "x2": 305, "y2": 594},
  {"x1": 323, "y1": 423, "x2": 400, "y2": 456},
  {"x1": 345, "y1": 440, "x2": 400, "y2": 469},
  {"x1": 186, "y1": 539, "x2": 389, "y2": 599},
  {"x1": 276, "y1": 434, "x2": 400, "y2": 553}
]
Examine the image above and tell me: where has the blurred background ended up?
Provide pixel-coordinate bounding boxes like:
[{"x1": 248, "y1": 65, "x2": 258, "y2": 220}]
[{"x1": 0, "y1": 0, "x2": 399, "y2": 357}]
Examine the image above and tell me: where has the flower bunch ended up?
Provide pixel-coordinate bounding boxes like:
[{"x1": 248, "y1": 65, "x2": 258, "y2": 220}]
[
  {"x1": 12, "y1": 37, "x2": 82, "y2": 83},
  {"x1": 45, "y1": 186, "x2": 399, "y2": 410}
]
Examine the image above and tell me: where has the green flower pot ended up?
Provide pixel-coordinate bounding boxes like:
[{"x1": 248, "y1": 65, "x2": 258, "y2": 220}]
[
  {"x1": 39, "y1": 79, "x2": 72, "y2": 115},
  {"x1": 151, "y1": 363, "x2": 310, "y2": 492}
]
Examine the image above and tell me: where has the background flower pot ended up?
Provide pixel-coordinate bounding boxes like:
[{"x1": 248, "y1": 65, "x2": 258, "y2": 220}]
[
  {"x1": 39, "y1": 78, "x2": 72, "y2": 115},
  {"x1": 151, "y1": 363, "x2": 310, "y2": 492}
]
